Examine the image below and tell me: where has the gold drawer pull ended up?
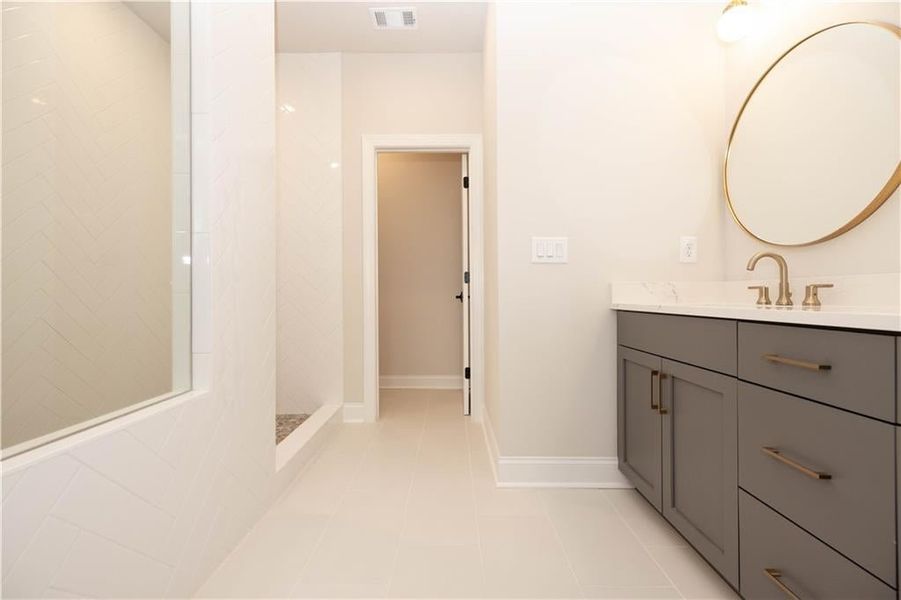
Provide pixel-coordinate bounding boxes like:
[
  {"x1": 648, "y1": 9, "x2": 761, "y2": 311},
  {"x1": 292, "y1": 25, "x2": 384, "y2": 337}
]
[
  {"x1": 763, "y1": 354, "x2": 831, "y2": 372},
  {"x1": 764, "y1": 568, "x2": 801, "y2": 600},
  {"x1": 762, "y1": 447, "x2": 831, "y2": 480},
  {"x1": 656, "y1": 371, "x2": 668, "y2": 415}
]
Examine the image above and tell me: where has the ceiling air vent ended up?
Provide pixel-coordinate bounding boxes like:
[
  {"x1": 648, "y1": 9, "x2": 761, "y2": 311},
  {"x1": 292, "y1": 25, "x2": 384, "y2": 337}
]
[{"x1": 370, "y1": 7, "x2": 417, "y2": 30}]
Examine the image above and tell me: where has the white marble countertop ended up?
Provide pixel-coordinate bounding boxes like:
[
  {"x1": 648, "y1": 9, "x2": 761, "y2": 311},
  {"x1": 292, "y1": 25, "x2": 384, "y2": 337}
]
[{"x1": 611, "y1": 276, "x2": 901, "y2": 332}]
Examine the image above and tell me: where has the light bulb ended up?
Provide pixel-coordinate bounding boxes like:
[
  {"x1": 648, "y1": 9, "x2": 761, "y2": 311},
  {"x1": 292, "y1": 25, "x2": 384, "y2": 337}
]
[{"x1": 717, "y1": 0, "x2": 754, "y2": 43}]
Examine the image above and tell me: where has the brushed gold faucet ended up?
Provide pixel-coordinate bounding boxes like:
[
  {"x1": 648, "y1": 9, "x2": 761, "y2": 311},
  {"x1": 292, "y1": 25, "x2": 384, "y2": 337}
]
[{"x1": 746, "y1": 252, "x2": 792, "y2": 306}]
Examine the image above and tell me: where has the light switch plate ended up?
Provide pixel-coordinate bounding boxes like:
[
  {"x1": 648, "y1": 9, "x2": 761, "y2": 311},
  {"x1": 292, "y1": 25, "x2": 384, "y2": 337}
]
[
  {"x1": 680, "y1": 236, "x2": 698, "y2": 263},
  {"x1": 532, "y1": 237, "x2": 568, "y2": 263}
]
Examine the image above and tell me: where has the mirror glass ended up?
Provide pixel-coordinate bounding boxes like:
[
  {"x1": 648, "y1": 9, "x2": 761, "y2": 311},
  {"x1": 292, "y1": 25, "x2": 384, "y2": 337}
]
[
  {"x1": 725, "y1": 22, "x2": 900, "y2": 246},
  {"x1": 1, "y1": 1, "x2": 191, "y2": 456}
]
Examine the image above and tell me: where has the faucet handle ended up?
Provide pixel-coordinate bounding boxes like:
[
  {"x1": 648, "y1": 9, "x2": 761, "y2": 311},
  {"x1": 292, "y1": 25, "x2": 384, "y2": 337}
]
[
  {"x1": 748, "y1": 285, "x2": 772, "y2": 306},
  {"x1": 802, "y1": 283, "x2": 833, "y2": 308}
]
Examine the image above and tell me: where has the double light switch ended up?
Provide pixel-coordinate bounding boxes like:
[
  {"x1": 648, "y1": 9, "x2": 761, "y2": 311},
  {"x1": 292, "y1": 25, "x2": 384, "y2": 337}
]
[{"x1": 532, "y1": 237, "x2": 568, "y2": 263}]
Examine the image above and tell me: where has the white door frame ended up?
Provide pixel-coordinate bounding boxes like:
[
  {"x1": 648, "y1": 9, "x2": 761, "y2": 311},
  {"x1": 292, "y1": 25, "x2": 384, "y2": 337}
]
[{"x1": 361, "y1": 134, "x2": 485, "y2": 423}]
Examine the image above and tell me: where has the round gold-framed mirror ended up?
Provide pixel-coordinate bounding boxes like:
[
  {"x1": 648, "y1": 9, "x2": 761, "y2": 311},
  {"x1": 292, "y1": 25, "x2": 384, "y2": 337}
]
[{"x1": 724, "y1": 21, "x2": 901, "y2": 247}]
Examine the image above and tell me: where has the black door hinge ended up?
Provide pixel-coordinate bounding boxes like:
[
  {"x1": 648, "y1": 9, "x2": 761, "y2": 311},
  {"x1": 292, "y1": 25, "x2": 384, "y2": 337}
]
[
  {"x1": 464, "y1": 367, "x2": 471, "y2": 380},
  {"x1": 463, "y1": 176, "x2": 469, "y2": 189},
  {"x1": 464, "y1": 271, "x2": 470, "y2": 284}
]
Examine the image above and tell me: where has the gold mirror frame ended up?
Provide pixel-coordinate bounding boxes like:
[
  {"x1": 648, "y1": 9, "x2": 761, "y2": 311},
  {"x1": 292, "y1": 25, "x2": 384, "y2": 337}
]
[{"x1": 724, "y1": 21, "x2": 901, "y2": 247}]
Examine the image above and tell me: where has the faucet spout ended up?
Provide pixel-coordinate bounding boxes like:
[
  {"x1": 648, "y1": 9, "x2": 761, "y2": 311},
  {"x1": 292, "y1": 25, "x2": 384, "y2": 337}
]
[{"x1": 746, "y1": 252, "x2": 793, "y2": 307}]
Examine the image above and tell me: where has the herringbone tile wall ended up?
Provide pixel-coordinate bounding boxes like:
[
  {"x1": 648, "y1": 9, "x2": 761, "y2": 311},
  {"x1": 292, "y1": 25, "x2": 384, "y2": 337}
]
[
  {"x1": 276, "y1": 53, "x2": 343, "y2": 415},
  {"x1": 1, "y1": 2, "x2": 174, "y2": 449},
  {"x1": 1, "y1": 3, "x2": 305, "y2": 597}
]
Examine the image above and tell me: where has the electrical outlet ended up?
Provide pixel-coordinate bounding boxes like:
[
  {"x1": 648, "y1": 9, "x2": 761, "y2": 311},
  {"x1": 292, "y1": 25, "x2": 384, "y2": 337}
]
[{"x1": 680, "y1": 236, "x2": 698, "y2": 263}]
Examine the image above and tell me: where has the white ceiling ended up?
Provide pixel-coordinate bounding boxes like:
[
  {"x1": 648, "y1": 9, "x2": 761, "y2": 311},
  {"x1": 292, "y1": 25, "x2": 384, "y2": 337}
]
[{"x1": 276, "y1": 1, "x2": 487, "y2": 53}]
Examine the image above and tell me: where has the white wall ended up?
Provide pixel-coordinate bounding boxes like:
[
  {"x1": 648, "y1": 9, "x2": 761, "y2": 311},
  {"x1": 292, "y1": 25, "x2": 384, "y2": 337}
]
[
  {"x1": 722, "y1": 1, "x2": 900, "y2": 280},
  {"x1": 482, "y1": 4, "x2": 501, "y2": 432},
  {"x1": 377, "y1": 152, "x2": 463, "y2": 380},
  {"x1": 276, "y1": 53, "x2": 343, "y2": 415},
  {"x1": 1, "y1": 2, "x2": 175, "y2": 449},
  {"x1": 0, "y1": 4, "x2": 314, "y2": 597},
  {"x1": 341, "y1": 53, "x2": 483, "y2": 408},
  {"x1": 486, "y1": 3, "x2": 726, "y2": 463}
]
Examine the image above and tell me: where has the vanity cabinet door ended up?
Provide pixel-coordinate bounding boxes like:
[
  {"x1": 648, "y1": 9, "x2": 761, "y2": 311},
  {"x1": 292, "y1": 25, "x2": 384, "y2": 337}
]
[
  {"x1": 617, "y1": 346, "x2": 663, "y2": 511},
  {"x1": 661, "y1": 360, "x2": 738, "y2": 587}
]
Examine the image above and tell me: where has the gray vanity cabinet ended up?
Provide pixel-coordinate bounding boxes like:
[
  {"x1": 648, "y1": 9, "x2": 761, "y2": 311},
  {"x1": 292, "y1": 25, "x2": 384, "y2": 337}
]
[
  {"x1": 617, "y1": 311, "x2": 901, "y2": 599},
  {"x1": 739, "y1": 491, "x2": 895, "y2": 600},
  {"x1": 661, "y1": 360, "x2": 738, "y2": 587},
  {"x1": 616, "y1": 312, "x2": 739, "y2": 587},
  {"x1": 617, "y1": 346, "x2": 663, "y2": 510}
]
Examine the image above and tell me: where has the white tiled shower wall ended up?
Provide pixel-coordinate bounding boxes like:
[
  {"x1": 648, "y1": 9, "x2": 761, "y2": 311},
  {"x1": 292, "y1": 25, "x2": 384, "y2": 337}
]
[
  {"x1": 276, "y1": 53, "x2": 343, "y2": 416},
  {"x1": 0, "y1": 3, "x2": 317, "y2": 597},
  {"x1": 1, "y1": 2, "x2": 175, "y2": 449}
]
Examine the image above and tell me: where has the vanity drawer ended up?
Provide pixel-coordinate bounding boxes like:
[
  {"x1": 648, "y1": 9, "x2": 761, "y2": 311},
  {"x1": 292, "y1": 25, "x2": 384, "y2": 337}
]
[
  {"x1": 738, "y1": 322, "x2": 895, "y2": 421},
  {"x1": 738, "y1": 382, "x2": 896, "y2": 585},
  {"x1": 617, "y1": 312, "x2": 736, "y2": 375},
  {"x1": 740, "y1": 491, "x2": 894, "y2": 600}
]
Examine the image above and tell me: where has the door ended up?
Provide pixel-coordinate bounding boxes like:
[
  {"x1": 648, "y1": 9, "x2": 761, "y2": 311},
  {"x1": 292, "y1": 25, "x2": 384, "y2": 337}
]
[
  {"x1": 460, "y1": 155, "x2": 471, "y2": 415},
  {"x1": 617, "y1": 346, "x2": 663, "y2": 511},
  {"x1": 661, "y1": 359, "x2": 738, "y2": 587}
]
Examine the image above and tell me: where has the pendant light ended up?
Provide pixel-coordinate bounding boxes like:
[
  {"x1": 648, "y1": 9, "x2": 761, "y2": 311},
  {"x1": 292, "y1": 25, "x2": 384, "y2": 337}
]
[{"x1": 717, "y1": 0, "x2": 754, "y2": 42}]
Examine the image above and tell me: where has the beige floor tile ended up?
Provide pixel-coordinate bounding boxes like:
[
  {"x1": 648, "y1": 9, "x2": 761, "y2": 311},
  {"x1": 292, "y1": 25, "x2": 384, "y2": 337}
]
[
  {"x1": 196, "y1": 393, "x2": 731, "y2": 600},
  {"x1": 469, "y1": 451, "x2": 496, "y2": 482},
  {"x1": 417, "y1": 441, "x2": 471, "y2": 467},
  {"x1": 388, "y1": 544, "x2": 484, "y2": 598},
  {"x1": 647, "y1": 546, "x2": 738, "y2": 600},
  {"x1": 401, "y1": 505, "x2": 480, "y2": 546},
  {"x1": 297, "y1": 518, "x2": 400, "y2": 586},
  {"x1": 474, "y1": 480, "x2": 548, "y2": 516},
  {"x1": 604, "y1": 489, "x2": 659, "y2": 520},
  {"x1": 276, "y1": 452, "x2": 361, "y2": 515},
  {"x1": 290, "y1": 582, "x2": 388, "y2": 598},
  {"x1": 479, "y1": 515, "x2": 582, "y2": 598},
  {"x1": 195, "y1": 513, "x2": 329, "y2": 598},
  {"x1": 582, "y1": 585, "x2": 683, "y2": 599},
  {"x1": 320, "y1": 425, "x2": 377, "y2": 457},
  {"x1": 542, "y1": 488, "x2": 618, "y2": 517},
  {"x1": 407, "y1": 477, "x2": 476, "y2": 514},
  {"x1": 351, "y1": 454, "x2": 417, "y2": 493},
  {"x1": 336, "y1": 488, "x2": 409, "y2": 523},
  {"x1": 368, "y1": 427, "x2": 423, "y2": 450},
  {"x1": 298, "y1": 490, "x2": 407, "y2": 586},
  {"x1": 624, "y1": 513, "x2": 689, "y2": 549},
  {"x1": 548, "y1": 500, "x2": 671, "y2": 587}
]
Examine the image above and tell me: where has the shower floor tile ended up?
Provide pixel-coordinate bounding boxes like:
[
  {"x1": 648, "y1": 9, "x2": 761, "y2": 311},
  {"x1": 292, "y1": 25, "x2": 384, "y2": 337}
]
[{"x1": 276, "y1": 413, "x2": 310, "y2": 444}]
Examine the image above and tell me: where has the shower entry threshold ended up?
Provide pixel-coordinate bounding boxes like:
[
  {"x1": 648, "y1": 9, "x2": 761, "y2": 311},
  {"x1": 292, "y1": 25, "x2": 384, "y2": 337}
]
[{"x1": 274, "y1": 403, "x2": 342, "y2": 472}]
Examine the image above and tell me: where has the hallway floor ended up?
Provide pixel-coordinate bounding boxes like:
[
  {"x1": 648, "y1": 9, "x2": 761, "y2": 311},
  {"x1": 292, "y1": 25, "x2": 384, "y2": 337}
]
[{"x1": 197, "y1": 390, "x2": 737, "y2": 599}]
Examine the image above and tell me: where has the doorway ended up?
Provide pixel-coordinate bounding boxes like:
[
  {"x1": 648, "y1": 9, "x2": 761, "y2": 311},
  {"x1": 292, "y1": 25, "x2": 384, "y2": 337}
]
[
  {"x1": 376, "y1": 152, "x2": 471, "y2": 415},
  {"x1": 360, "y1": 135, "x2": 484, "y2": 424}
]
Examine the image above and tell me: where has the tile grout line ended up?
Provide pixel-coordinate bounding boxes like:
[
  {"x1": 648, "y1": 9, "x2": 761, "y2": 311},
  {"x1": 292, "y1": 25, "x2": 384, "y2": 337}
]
[
  {"x1": 288, "y1": 424, "x2": 376, "y2": 595},
  {"x1": 6, "y1": 465, "x2": 82, "y2": 586},
  {"x1": 539, "y1": 491, "x2": 590, "y2": 598},
  {"x1": 610, "y1": 495, "x2": 687, "y2": 599},
  {"x1": 464, "y1": 413, "x2": 489, "y2": 594},
  {"x1": 382, "y1": 395, "x2": 427, "y2": 598}
]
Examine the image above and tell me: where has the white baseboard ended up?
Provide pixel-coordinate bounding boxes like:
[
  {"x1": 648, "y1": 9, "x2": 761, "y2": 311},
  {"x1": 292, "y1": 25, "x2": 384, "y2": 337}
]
[
  {"x1": 481, "y1": 411, "x2": 631, "y2": 489},
  {"x1": 379, "y1": 375, "x2": 463, "y2": 390},
  {"x1": 342, "y1": 402, "x2": 366, "y2": 423}
]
